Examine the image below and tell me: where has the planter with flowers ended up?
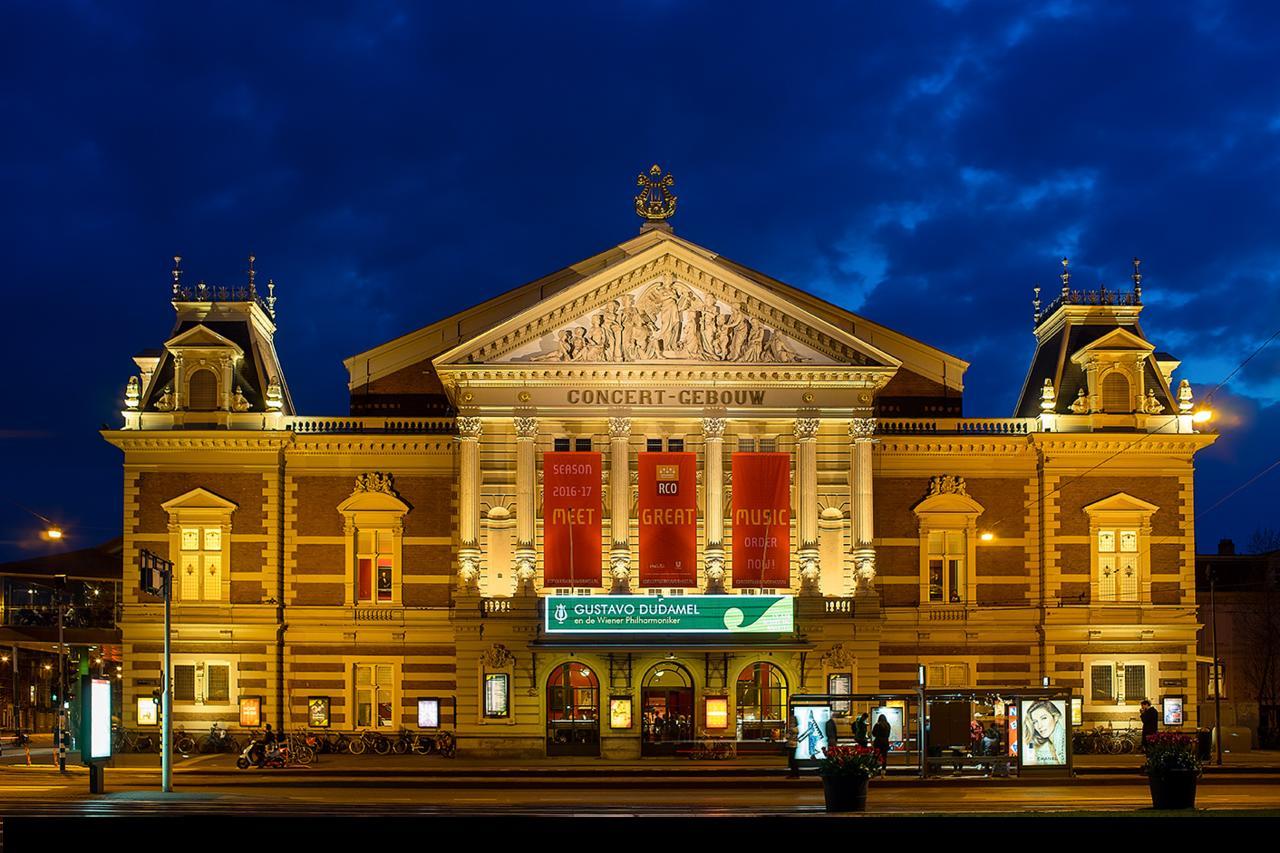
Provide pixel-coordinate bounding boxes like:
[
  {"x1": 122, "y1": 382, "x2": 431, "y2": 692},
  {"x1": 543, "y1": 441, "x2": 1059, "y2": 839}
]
[
  {"x1": 815, "y1": 745, "x2": 880, "y2": 812},
  {"x1": 1142, "y1": 732, "x2": 1202, "y2": 809}
]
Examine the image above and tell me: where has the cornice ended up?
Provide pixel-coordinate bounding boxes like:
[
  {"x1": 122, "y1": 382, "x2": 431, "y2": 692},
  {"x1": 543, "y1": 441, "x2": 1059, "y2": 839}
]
[
  {"x1": 101, "y1": 431, "x2": 291, "y2": 452},
  {"x1": 874, "y1": 437, "x2": 1036, "y2": 455},
  {"x1": 437, "y1": 366, "x2": 896, "y2": 387},
  {"x1": 1032, "y1": 433, "x2": 1217, "y2": 456}
]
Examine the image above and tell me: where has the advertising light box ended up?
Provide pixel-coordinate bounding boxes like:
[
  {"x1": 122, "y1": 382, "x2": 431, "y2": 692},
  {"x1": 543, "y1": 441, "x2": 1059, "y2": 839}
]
[
  {"x1": 610, "y1": 697, "x2": 633, "y2": 730},
  {"x1": 545, "y1": 594, "x2": 793, "y2": 634},
  {"x1": 82, "y1": 676, "x2": 112, "y2": 762},
  {"x1": 1163, "y1": 695, "x2": 1185, "y2": 726},
  {"x1": 137, "y1": 696, "x2": 158, "y2": 726},
  {"x1": 239, "y1": 696, "x2": 262, "y2": 728},
  {"x1": 705, "y1": 697, "x2": 729, "y2": 729},
  {"x1": 418, "y1": 698, "x2": 440, "y2": 729},
  {"x1": 1020, "y1": 699, "x2": 1068, "y2": 767}
]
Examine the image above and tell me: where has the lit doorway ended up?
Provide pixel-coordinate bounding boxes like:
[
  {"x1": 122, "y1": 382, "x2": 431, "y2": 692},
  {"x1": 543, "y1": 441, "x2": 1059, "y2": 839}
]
[
  {"x1": 641, "y1": 662, "x2": 694, "y2": 756},
  {"x1": 546, "y1": 662, "x2": 600, "y2": 757}
]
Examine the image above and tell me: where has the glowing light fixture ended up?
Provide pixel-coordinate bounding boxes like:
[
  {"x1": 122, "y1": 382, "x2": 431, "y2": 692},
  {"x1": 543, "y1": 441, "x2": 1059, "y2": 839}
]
[
  {"x1": 44, "y1": 526, "x2": 63, "y2": 540},
  {"x1": 979, "y1": 531, "x2": 995, "y2": 542},
  {"x1": 1192, "y1": 408, "x2": 1213, "y2": 424}
]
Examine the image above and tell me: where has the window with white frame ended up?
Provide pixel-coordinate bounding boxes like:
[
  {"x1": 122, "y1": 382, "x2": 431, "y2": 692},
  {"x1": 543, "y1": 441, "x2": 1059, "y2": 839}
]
[
  {"x1": 162, "y1": 488, "x2": 237, "y2": 604},
  {"x1": 1087, "y1": 660, "x2": 1149, "y2": 706},
  {"x1": 1096, "y1": 528, "x2": 1139, "y2": 602},
  {"x1": 356, "y1": 529, "x2": 395, "y2": 604},
  {"x1": 927, "y1": 530, "x2": 966, "y2": 604},
  {"x1": 171, "y1": 660, "x2": 235, "y2": 706},
  {"x1": 354, "y1": 663, "x2": 396, "y2": 729},
  {"x1": 1083, "y1": 493, "x2": 1157, "y2": 605},
  {"x1": 925, "y1": 661, "x2": 972, "y2": 688}
]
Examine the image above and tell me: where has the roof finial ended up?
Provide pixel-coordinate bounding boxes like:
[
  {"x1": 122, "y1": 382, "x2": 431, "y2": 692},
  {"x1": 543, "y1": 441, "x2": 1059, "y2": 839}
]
[
  {"x1": 1033, "y1": 284, "x2": 1041, "y2": 325},
  {"x1": 266, "y1": 278, "x2": 276, "y2": 319},
  {"x1": 1060, "y1": 257, "x2": 1070, "y2": 299},
  {"x1": 635, "y1": 164, "x2": 677, "y2": 229},
  {"x1": 247, "y1": 253, "x2": 257, "y2": 296},
  {"x1": 1132, "y1": 256, "x2": 1142, "y2": 302},
  {"x1": 172, "y1": 255, "x2": 182, "y2": 298}
]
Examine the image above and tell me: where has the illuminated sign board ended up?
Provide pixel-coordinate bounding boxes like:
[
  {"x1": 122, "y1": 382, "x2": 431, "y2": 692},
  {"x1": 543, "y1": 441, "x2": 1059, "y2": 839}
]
[
  {"x1": 1020, "y1": 699, "x2": 1068, "y2": 767},
  {"x1": 308, "y1": 697, "x2": 331, "y2": 728},
  {"x1": 418, "y1": 698, "x2": 440, "y2": 729},
  {"x1": 1163, "y1": 695, "x2": 1184, "y2": 726},
  {"x1": 610, "y1": 697, "x2": 633, "y2": 729},
  {"x1": 705, "y1": 697, "x2": 729, "y2": 729},
  {"x1": 137, "y1": 696, "x2": 158, "y2": 726},
  {"x1": 239, "y1": 696, "x2": 262, "y2": 728},
  {"x1": 544, "y1": 595, "x2": 794, "y2": 634},
  {"x1": 484, "y1": 674, "x2": 509, "y2": 718},
  {"x1": 81, "y1": 676, "x2": 112, "y2": 762}
]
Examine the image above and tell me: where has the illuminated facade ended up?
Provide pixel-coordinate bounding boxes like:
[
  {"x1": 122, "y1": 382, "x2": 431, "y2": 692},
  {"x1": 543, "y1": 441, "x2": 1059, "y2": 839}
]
[{"x1": 105, "y1": 172, "x2": 1215, "y2": 757}]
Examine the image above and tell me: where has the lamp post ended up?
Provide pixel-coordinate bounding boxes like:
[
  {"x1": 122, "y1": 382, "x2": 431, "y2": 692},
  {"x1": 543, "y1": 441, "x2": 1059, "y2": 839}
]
[
  {"x1": 1209, "y1": 567, "x2": 1223, "y2": 766},
  {"x1": 56, "y1": 574, "x2": 67, "y2": 772}
]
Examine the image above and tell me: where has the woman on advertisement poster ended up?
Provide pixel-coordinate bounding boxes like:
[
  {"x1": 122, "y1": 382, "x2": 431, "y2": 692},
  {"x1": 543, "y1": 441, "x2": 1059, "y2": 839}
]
[{"x1": 1023, "y1": 700, "x2": 1067, "y2": 766}]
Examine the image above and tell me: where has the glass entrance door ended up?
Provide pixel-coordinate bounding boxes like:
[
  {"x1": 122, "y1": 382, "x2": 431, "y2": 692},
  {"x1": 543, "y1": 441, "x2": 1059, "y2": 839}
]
[
  {"x1": 546, "y1": 663, "x2": 599, "y2": 757},
  {"x1": 641, "y1": 663, "x2": 694, "y2": 756}
]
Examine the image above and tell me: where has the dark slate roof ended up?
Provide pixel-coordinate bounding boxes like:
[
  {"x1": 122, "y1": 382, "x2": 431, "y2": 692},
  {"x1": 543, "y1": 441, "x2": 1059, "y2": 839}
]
[
  {"x1": 0, "y1": 538, "x2": 123, "y2": 581},
  {"x1": 142, "y1": 319, "x2": 272, "y2": 411},
  {"x1": 1014, "y1": 321, "x2": 1177, "y2": 418}
]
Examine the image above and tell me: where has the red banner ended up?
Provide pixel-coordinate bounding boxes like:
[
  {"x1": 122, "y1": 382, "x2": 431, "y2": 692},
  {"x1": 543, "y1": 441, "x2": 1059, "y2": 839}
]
[
  {"x1": 639, "y1": 452, "x2": 698, "y2": 587},
  {"x1": 731, "y1": 452, "x2": 791, "y2": 588},
  {"x1": 542, "y1": 452, "x2": 602, "y2": 587}
]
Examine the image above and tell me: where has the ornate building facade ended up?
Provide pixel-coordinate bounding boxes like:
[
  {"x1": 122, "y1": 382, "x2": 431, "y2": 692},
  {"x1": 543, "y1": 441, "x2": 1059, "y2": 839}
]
[{"x1": 104, "y1": 170, "x2": 1214, "y2": 758}]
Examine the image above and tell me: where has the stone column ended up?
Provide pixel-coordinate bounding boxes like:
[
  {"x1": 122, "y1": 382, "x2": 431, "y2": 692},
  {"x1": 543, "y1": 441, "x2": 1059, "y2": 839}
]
[
  {"x1": 795, "y1": 415, "x2": 821, "y2": 594},
  {"x1": 701, "y1": 416, "x2": 727, "y2": 592},
  {"x1": 513, "y1": 415, "x2": 538, "y2": 594},
  {"x1": 456, "y1": 416, "x2": 483, "y2": 590},
  {"x1": 850, "y1": 415, "x2": 877, "y2": 593},
  {"x1": 608, "y1": 416, "x2": 632, "y2": 593}
]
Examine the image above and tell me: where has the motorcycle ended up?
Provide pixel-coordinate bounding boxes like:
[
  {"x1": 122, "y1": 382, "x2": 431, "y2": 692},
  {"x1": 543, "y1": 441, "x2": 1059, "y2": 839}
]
[{"x1": 236, "y1": 738, "x2": 285, "y2": 769}]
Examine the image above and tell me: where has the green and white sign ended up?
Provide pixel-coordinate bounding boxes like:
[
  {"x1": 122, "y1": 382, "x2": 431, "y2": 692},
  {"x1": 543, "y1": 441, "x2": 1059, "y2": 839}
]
[{"x1": 544, "y1": 594, "x2": 794, "y2": 634}]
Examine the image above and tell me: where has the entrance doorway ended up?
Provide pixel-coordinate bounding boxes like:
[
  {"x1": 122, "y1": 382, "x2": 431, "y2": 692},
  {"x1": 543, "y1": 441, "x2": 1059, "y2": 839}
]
[
  {"x1": 546, "y1": 662, "x2": 600, "y2": 757},
  {"x1": 641, "y1": 663, "x2": 694, "y2": 756}
]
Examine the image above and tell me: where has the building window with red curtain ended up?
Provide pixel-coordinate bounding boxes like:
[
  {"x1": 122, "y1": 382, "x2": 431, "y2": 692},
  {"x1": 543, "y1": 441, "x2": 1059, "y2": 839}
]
[{"x1": 356, "y1": 529, "x2": 394, "y2": 604}]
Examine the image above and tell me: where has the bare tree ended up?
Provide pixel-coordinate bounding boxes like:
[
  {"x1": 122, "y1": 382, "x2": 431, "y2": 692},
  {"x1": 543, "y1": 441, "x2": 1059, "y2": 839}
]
[{"x1": 1246, "y1": 527, "x2": 1280, "y2": 555}]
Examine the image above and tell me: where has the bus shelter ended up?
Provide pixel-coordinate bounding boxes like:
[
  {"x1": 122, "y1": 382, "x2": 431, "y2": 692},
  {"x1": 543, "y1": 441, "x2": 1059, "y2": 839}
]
[
  {"x1": 919, "y1": 687, "x2": 1076, "y2": 778},
  {"x1": 788, "y1": 693, "x2": 923, "y2": 775}
]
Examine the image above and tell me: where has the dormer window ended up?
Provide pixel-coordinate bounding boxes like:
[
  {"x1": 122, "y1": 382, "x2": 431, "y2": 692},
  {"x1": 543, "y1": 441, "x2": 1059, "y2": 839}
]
[
  {"x1": 1100, "y1": 371, "x2": 1131, "y2": 413},
  {"x1": 187, "y1": 368, "x2": 220, "y2": 411}
]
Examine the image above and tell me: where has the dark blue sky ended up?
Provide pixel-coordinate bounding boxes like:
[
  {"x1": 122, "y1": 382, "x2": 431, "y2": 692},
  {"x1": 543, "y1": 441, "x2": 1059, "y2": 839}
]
[{"x1": 3, "y1": 1, "x2": 1278, "y2": 560}]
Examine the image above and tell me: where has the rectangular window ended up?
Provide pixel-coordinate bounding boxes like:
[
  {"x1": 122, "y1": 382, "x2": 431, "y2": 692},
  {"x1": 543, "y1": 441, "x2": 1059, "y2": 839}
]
[
  {"x1": 927, "y1": 530, "x2": 965, "y2": 603},
  {"x1": 575, "y1": 437, "x2": 592, "y2": 452},
  {"x1": 666, "y1": 438, "x2": 684, "y2": 452},
  {"x1": 925, "y1": 662, "x2": 971, "y2": 688},
  {"x1": 177, "y1": 525, "x2": 223, "y2": 601},
  {"x1": 1091, "y1": 664, "x2": 1114, "y2": 703},
  {"x1": 1122, "y1": 664, "x2": 1147, "y2": 704},
  {"x1": 554, "y1": 438, "x2": 570, "y2": 452},
  {"x1": 646, "y1": 438, "x2": 664, "y2": 453},
  {"x1": 173, "y1": 665, "x2": 196, "y2": 702},
  {"x1": 354, "y1": 664, "x2": 395, "y2": 729},
  {"x1": 1097, "y1": 528, "x2": 1139, "y2": 602},
  {"x1": 356, "y1": 530, "x2": 394, "y2": 604},
  {"x1": 206, "y1": 664, "x2": 230, "y2": 703}
]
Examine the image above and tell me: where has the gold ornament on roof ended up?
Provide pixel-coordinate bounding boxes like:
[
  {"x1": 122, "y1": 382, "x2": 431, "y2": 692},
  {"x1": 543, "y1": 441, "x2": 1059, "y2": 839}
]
[{"x1": 635, "y1": 164, "x2": 677, "y2": 222}]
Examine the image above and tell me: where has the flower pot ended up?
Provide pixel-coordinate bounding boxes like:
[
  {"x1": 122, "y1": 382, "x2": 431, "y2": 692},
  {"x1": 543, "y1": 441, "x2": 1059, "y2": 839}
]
[
  {"x1": 821, "y1": 774, "x2": 869, "y2": 812},
  {"x1": 1148, "y1": 769, "x2": 1198, "y2": 809}
]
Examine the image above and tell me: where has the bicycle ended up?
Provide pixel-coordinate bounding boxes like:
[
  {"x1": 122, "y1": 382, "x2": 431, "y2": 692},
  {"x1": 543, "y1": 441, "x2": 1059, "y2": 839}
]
[
  {"x1": 198, "y1": 722, "x2": 239, "y2": 754},
  {"x1": 348, "y1": 729, "x2": 391, "y2": 755},
  {"x1": 434, "y1": 730, "x2": 456, "y2": 758},
  {"x1": 173, "y1": 726, "x2": 197, "y2": 755}
]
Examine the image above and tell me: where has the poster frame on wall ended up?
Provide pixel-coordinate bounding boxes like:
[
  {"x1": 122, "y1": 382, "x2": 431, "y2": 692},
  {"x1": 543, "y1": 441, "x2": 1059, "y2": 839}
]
[
  {"x1": 1162, "y1": 694, "x2": 1185, "y2": 727},
  {"x1": 238, "y1": 696, "x2": 263, "y2": 728},
  {"x1": 308, "y1": 696, "x2": 331, "y2": 728},
  {"x1": 418, "y1": 697, "x2": 441, "y2": 729}
]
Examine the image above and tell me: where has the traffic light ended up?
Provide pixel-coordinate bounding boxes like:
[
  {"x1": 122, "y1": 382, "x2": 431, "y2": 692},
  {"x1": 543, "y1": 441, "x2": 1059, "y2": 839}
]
[{"x1": 152, "y1": 688, "x2": 162, "y2": 705}]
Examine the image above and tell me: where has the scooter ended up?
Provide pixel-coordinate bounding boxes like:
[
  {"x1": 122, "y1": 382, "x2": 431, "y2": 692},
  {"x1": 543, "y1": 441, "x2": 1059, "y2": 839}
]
[{"x1": 235, "y1": 739, "x2": 285, "y2": 769}]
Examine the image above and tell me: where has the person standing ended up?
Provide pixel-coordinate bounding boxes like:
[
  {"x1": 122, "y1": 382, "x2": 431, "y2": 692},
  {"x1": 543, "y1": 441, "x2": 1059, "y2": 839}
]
[
  {"x1": 823, "y1": 714, "x2": 839, "y2": 757},
  {"x1": 1140, "y1": 699, "x2": 1159, "y2": 749},
  {"x1": 785, "y1": 717, "x2": 800, "y2": 778},
  {"x1": 871, "y1": 713, "x2": 892, "y2": 774},
  {"x1": 853, "y1": 712, "x2": 869, "y2": 747}
]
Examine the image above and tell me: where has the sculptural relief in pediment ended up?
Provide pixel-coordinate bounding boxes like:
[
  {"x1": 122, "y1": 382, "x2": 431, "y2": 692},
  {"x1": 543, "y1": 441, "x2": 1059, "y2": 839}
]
[{"x1": 503, "y1": 279, "x2": 822, "y2": 365}]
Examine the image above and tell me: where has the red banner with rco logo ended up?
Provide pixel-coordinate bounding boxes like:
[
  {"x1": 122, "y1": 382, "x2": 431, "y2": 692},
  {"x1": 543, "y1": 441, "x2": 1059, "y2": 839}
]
[
  {"x1": 639, "y1": 452, "x2": 698, "y2": 587},
  {"x1": 543, "y1": 452, "x2": 602, "y2": 587},
  {"x1": 731, "y1": 452, "x2": 791, "y2": 588}
]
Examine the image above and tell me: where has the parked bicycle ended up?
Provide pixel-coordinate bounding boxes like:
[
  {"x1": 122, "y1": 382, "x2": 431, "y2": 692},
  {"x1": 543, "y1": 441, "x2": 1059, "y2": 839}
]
[
  {"x1": 173, "y1": 726, "x2": 198, "y2": 754},
  {"x1": 348, "y1": 729, "x2": 392, "y2": 755},
  {"x1": 198, "y1": 722, "x2": 240, "y2": 754},
  {"x1": 434, "y1": 730, "x2": 456, "y2": 758}
]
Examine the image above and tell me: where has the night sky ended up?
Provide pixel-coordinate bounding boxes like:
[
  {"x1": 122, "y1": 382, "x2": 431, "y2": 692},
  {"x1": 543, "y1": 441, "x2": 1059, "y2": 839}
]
[{"x1": 3, "y1": 2, "x2": 1278, "y2": 561}]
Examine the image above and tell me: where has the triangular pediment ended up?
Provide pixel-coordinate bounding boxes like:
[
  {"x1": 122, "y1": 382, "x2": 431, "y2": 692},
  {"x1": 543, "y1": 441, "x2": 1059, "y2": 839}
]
[
  {"x1": 432, "y1": 240, "x2": 900, "y2": 371},
  {"x1": 1070, "y1": 327, "x2": 1154, "y2": 363},
  {"x1": 165, "y1": 324, "x2": 244, "y2": 355},
  {"x1": 1083, "y1": 492, "x2": 1160, "y2": 515},
  {"x1": 161, "y1": 487, "x2": 239, "y2": 514}
]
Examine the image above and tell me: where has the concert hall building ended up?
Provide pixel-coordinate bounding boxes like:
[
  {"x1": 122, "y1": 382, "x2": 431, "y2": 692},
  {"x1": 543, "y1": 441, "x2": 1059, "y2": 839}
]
[{"x1": 104, "y1": 169, "x2": 1215, "y2": 758}]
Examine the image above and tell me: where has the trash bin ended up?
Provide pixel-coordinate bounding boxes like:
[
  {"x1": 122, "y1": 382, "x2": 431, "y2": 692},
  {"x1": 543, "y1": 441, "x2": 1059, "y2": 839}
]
[{"x1": 1196, "y1": 729, "x2": 1212, "y2": 760}]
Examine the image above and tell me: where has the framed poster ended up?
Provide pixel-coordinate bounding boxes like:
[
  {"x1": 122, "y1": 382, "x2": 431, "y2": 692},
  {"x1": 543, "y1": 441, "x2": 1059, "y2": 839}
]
[
  {"x1": 827, "y1": 673, "x2": 852, "y2": 717},
  {"x1": 238, "y1": 696, "x2": 262, "y2": 728},
  {"x1": 308, "y1": 696, "x2": 331, "y2": 728},
  {"x1": 418, "y1": 697, "x2": 440, "y2": 729},
  {"x1": 793, "y1": 703, "x2": 834, "y2": 761},
  {"x1": 1070, "y1": 697, "x2": 1082, "y2": 727},
  {"x1": 137, "y1": 696, "x2": 158, "y2": 726},
  {"x1": 484, "y1": 673, "x2": 509, "y2": 718},
  {"x1": 609, "y1": 697, "x2": 633, "y2": 729},
  {"x1": 1162, "y1": 695, "x2": 1185, "y2": 726},
  {"x1": 705, "y1": 696, "x2": 729, "y2": 730},
  {"x1": 1019, "y1": 698, "x2": 1068, "y2": 767},
  {"x1": 872, "y1": 704, "x2": 906, "y2": 752}
]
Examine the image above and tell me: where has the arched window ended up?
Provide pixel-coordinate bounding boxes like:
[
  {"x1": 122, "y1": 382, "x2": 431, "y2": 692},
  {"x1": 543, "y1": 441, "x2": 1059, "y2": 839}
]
[
  {"x1": 1101, "y1": 372, "x2": 1131, "y2": 413},
  {"x1": 735, "y1": 662, "x2": 788, "y2": 741},
  {"x1": 546, "y1": 662, "x2": 600, "y2": 756},
  {"x1": 187, "y1": 368, "x2": 219, "y2": 411},
  {"x1": 641, "y1": 662, "x2": 694, "y2": 752}
]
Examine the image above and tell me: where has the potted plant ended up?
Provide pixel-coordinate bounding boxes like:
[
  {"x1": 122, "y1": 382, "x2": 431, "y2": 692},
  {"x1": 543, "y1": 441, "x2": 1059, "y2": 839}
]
[
  {"x1": 815, "y1": 745, "x2": 880, "y2": 812},
  {"x1": 1142, "y1": 732, "x2": 1202, "y2": 809}
]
